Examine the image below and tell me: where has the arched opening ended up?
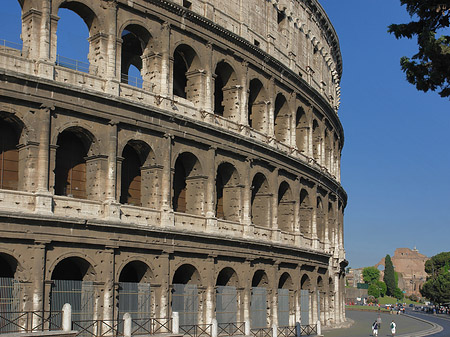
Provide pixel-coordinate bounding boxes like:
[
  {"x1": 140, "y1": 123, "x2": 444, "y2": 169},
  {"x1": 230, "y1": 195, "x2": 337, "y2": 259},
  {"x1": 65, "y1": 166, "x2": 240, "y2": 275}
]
[
  {"x1": 120, "y1": 144, "x2": 142, "y2": 206},
  {"x1": 214, "y1": 62, "x2": 238, "y2": 120},
  {"x1": 0, "y1": 253, "x2": 21, "y2": 317},
  {"x1": 251, "y1": 173, "x2": 271, "y2": 228},
  {"x1": 0, "y1": 119, "x2": 20, "y2": 190},
  {"x1": 296, "y1": 106, "x2": 308, "y2": 152},
  {"x1": 0, "y1": 0, "x2": 22, "y2": 50},
  {"x1": 317, "y1": 276, "x2": 324, "y2": 324},
  {"x1": 251, "y1": 270, "x2": 268, "y2": 328},
  {"x1": 56, "y1": 5, "x2": 91, "y2": 72},
  {"x1": 274, "y1": 94, "x2": 290, "y2": 143},
  {"x1": 277, "y1": 182, "x2": 294, "y2": 232},
  {"x1": 54, "y1": 130, "x2": 89, "y2": 199},
  {"x1": 173, "y1": 45, "x2": 200, "y2": 102},
  {"x1": 316, "y1": 197, "x2": 325, "y2": 242},
  {"x1": 118, "y1": 261, "x2": 152, "y2": 321},
  {"x1": 278, "y1": 273, "x2": 293, "y2": 327},
  {"x1": 172, "y1": 152, "x2": 203, "y2": 215},
  {"x1": 216, "y1": 268, "x2": 239, "y2": 325},
  {"x1": 300, "y1": 275, "x2": 311, "y2": 326},
  {"x1": 121, "y1": 25, "x2": 152, "y2": 88},
  {"x1": 248, "y1": 79, "x2": 267, "y2": 132},
  {"x1": 299, "y1": 189, "x2": 312, "y2": 239},
  {"x1": 215, "y1": 163, "x2": 240, "y2": 221},
  {"x1": 51, "y1": 257, "x2": 95, "y2": 321},
  {"x1": 172, "y1": 264, "x2": 201, "y2": 326},
  {"x1": 312, "y1": 120, "x2": 321, "y2": 163}
]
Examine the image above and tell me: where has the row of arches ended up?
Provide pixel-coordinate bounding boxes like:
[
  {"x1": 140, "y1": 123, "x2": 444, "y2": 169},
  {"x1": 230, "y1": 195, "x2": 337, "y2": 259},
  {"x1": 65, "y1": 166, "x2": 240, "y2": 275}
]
[
  {"x1": 0, "y1": 251, "x2": 339, "y2": 328},
  {"x1": 3, "y1": 0, "x2": 342, "y2": 176},
  {"x1": 0, "y1": 116, "x2": 343, "y2": 244}
]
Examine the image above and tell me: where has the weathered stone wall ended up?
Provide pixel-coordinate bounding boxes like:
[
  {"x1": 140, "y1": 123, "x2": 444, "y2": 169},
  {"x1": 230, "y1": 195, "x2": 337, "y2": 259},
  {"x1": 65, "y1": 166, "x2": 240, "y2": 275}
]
[{"x1": 0, "y1": 0, "x2": 347, "y2": 330}]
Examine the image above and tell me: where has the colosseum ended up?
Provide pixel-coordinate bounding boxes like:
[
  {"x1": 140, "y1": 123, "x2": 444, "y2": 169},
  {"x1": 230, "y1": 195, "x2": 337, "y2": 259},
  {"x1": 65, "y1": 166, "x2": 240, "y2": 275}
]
[{"x1": 0, "y1": 0, "x2": 347, "y2": 335}]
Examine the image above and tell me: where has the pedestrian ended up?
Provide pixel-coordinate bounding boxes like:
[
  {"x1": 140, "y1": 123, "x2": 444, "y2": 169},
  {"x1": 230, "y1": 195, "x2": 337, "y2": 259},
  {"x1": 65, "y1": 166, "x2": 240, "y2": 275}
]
[
  {"x1": 390, "y1": 320, "x2": 396, "y2": 336},
  {"x1": 377, "y1": 315, "x2": 382, "y2": 329},
  {"x1": 372, "y1": 320, "x2": 379, "y2": 336}
]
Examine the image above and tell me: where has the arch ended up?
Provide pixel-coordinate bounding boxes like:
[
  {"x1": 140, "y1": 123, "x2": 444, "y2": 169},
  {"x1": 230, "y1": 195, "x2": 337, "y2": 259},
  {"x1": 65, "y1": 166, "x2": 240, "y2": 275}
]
[
  {"x1": 316, "y1": 197, "x2": 325, "y2": 242},
  {"x1": 299, "y1": 188, "x2": 312, "y2": 239},
  {"x1": 216, "y1": 267, "x2": 239, "y2": 287},
  {"x1": 118, "y1": 260, "x2": 153, "y2": 283},
  {"x1": 251, "y1": 173, "x2": 271, "y2": 228},
  {"x1": 214, "y1": 61, "x2": 239, "y2": 120},
  {"x1": 172, "y1": 264, "x2": 201, "y2": 285},
  {"x1": 278, "y1": 272, "x2": 293, "y2": 327},
  {"x1": 252, "y1": 270, "x2": 268, "y2": 287},
  {"x1": 118, "y1": 260, "x2": 153, "y2": 320},
  {"x1": 54, "y1": 128, "x2": 93, "y2": 199},
  {"x1": 248, "y1": 78, "x2": 268, "y2": 133},
  {"x1": 251, "y1": 270, "x2": 269, "y2": 328},
  {"x1": 312, "y1": 119, "x2": 322, "y2": 163},
  {"x1": 278, "y1": 272, "x2": 293, "y2": 290},
  {"x1": 173, "y1": 44, "x2": 201, "y2": 101},
  {"x1": 216, "y1": 162, "x2": 241, "y2": 221},
  {"x1": 317, "y1": 276, "x2": 324, "y2": 290},
  {"x1": 56, "y1": 3, "x2": 94, "y2": 72},
  {"x1": 0, "y1": 253, "x2": 19, "y2": 278},
  {"x1": 300, "y1": 274, "x2": 311, "y2": 290},
  {"x1": 51, "y1": 256, "x2": 96, "y2": 281},
  {"x1": 277, "y1": 181, "x2": 294, "y2": 232},
  {"x1": 295, "y1": 106, "x2": 309, "y2": 152},
  {"x1": 120, "y1": 24, "x2": 153, "y2": 88},
  {"x1": 0, "y1": 118, "x2": 21, "y2": 190},
  {"x1": 274, "y1": 93, "x2": 291, "y2": 143},
  {"x1": 172, "y1": 152, "x2": 204, "y2": 215}
]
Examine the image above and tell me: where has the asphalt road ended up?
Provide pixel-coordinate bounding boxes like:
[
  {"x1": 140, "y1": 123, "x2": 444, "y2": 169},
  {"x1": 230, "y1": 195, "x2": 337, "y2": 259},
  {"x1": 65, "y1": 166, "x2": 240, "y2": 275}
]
[
  {"x1": 405, "y1": 309, "x2": 450, "y2": 337},
  {"x1": 323, "y1": 309, "x2": 436, "y2": 337}
]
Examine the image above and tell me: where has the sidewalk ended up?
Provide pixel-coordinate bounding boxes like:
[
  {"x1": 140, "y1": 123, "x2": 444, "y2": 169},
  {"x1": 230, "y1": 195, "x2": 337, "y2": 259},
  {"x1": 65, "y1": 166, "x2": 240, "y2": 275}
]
[{"x1": 323, "y1": 310, "x2": 437, "y2": 337}]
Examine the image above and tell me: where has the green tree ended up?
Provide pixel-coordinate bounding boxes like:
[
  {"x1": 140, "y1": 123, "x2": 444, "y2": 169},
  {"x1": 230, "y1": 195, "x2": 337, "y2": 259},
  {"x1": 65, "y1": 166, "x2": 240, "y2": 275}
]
[
  {"x1": 363, "y1": 267, "x2": 381, "y2": 284},
  {"x1": 384, "y1": 255, "x2": 396, "y2": 296},
  {"x1": 388, "y1": 0, "x2": 450, "y2": 99},
  {"x1": 421, "y1": 252, "x2": 450, "y2": 304},
  {"x1": 393, "y1": 287, "x2": 404, "y2": 300},
  {"x1": 368, "y1": 280, "x2": 387, "y2": 298}
]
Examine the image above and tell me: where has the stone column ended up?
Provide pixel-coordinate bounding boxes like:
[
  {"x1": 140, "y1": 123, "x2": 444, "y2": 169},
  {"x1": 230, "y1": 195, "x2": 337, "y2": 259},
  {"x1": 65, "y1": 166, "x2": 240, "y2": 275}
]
[
  {"x1": 102, "y1": 248, "x2": 116, "y2": 326},
  {"x1": 270, "y1": 266, "x2": 278, "y2": 327},
  {"x1": 240, "y1": 61, "x2": 249, "y2": 126},
  {"x1": 271, "y1": 169, "x2": 279, "y2": 242},
  {"x1": 106, "y1": 121, "x2": 118, "y2": 201},
  {"x1": 205, "y1": 147, "x2": 216, "y2": 220},
  {"x1": 204, "y1": 43, "x2": 214, "y2": 112},
  {"x1": 267, "y1": 78, "x2": 276, "y2": 138},
  {"x1": 205, "y1": 256, "x2": 216, "y2": 324},
  {"x1": 35, "y1": 104, "x2": 54, "y2": 214},
  {"x1": 159, "y1": 22, "x2": 171, "y2": 97},
  {"x1": 30, "y1": 241, "x2": 47, "y2": 324},
  {"x1": 159, "y1": 251, "x2": 171, "y2": 319},
  {"x1": 242, "y1": 159, "x2": 253, "y2": 236}
]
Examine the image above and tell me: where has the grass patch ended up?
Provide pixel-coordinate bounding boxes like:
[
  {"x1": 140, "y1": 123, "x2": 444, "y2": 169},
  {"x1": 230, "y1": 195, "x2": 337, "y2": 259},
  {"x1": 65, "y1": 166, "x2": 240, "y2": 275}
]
[
  {"x1": 377, "y1": 296, "x2": 421, "y2": 306},
  {"x1": 346, "y1": 305, "x2": 389, "y2": 312}
]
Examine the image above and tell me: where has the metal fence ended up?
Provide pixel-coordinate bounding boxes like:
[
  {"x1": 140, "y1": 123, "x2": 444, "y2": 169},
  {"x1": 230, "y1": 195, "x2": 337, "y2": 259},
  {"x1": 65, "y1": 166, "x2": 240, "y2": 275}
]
[
  {"x1": 250, "y1": 327, "x2": 272, "y2": 337},
  {"x1": 216, "y1": 286, "x2": 237, "y2": 325},
  {"x1": 131, "y1": 317, "x2": 172, "y2": 335},
  {"x1": 56, "y1": 55, "x2": 91, "y2": 73},
  {"x1": 172, "y1": 284, "x2": 198, "y2": 326},
  {"x1": 298, "y1": 324, "x2": 317, "y2": 336},
  {"x1": 0, "y1": 39, "x2": 22, "y2": 53},
  {"x1": 218, "y1": 322, "x2": 245, "y2": 336},
  {"x1": 121, "y1": 73, "x2": 144, "y2": 89},
  {"x1": 277, "y1": 289, "x2": 289, "y2": 327},
  {"x1": 72, "y1": 319, "x2": 123, "y2": 337},
  {"x1": 250, "y1": 287, "x2": 267, "y2": 329},
  {"x1": 179, "y1": 323, "x2": 211, "y2": 337},
  {"x1": 0, "y1": 311, "x2": 62, "y2": 333},
  {"x1": 300, "y1": 290, "x2": 309, "y2": 326}
]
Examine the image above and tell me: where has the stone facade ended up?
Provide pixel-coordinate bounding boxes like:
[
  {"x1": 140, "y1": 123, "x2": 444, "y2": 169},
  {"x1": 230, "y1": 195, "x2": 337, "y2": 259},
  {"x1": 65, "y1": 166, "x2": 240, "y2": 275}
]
[
  {"x1": 375, "y1": 248, "x2": 428, "y2": 298},
  {"x1": 0, "y1": 0, "x2": 347, "y2": 331}
]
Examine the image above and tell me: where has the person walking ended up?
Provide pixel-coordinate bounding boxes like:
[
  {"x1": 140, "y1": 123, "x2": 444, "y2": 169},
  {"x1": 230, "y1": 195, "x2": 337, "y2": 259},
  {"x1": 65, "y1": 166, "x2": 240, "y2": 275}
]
[
  {"x1": 390, "y1": 320, "x2": 397, "y2": 336},
  {"x1": 372, "y1": 320, "x2": 379, "y2": 336}
]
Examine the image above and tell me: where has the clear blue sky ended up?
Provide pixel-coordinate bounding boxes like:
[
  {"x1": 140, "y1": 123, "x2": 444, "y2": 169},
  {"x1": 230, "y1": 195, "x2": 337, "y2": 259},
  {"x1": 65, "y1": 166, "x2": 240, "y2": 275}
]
[{"x1": 2, "y1": 1, "x2": 449, "y2": 268}]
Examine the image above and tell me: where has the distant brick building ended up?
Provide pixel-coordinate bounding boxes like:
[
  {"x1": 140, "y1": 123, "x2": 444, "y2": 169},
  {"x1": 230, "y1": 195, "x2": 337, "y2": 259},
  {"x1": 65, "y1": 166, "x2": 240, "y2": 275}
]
[{"x1": 375, "y1": 248, "x2": 428, "y2": 297}]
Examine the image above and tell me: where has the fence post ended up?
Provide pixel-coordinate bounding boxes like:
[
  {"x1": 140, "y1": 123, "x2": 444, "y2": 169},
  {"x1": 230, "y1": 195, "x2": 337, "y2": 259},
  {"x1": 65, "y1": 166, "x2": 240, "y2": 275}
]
[
  {"x1": 211, "y1": 319, "x2": 218, "y2": 337},
  {"x1": 244, "y1": 319, "x2": 250, "y2": 336},
  {"x1": 316, "y1": 320, "x2": 321, "y2": 336},
  {"x1": 172, "y1": 312, "x2": 179, "y2": 334},
  {"x1": 62, "y1": 303, "x2": 72, "y2": 332},
  {"x1": 123, "y1": 313, "x2": 132, "y2": 337},
  {"x1": 272, "y1": 324, "x2": 277, "y2": 337},
  {"x1": 295, "y1": 322, "x2": 300, "y2": 337}
]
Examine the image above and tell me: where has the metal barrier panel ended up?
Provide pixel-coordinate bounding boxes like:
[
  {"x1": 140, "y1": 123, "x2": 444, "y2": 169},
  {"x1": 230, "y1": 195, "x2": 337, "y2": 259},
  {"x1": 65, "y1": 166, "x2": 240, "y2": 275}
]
[
  {"x1": 300, "y1": 290, "x2": 309, "y2": 326},
  {"x1": 51, "y1": 280, "x2": 94, "y2": 337},
  {"x1": 172, "y1": 284, "x2": 198, "y2": 326},
  {"x1": 118, "y1": 282, "x2": 151, "y2": 319},
  {"x1": 216, "y1": 286, "x2": 237, "y2": 325},
  {"x1": 250, "y1": 287, "x2": 267, "y2": 329},
  {"x1": 0, "y1": 277, "x2": 21, "y2": 333},
  {"x1": 277, "y1": 289, "x2": 289, "y2": 327}
]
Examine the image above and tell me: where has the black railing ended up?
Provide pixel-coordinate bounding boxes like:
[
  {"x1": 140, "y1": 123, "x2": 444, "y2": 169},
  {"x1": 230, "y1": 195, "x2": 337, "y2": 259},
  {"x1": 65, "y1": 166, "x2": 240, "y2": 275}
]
[
  {"x1": 299, "y1": 324, "x2": 317, "y2": 336},
  {"x1": 251, "y1": 327, "x2": 272, "y2": 337},
  {"x1": 0, "y1": 311, "x2": 62, "y2": 333},
  {"x1": 218, "y1": 322, "x2": 245, "y2": 336},
  {"x1": 131, "y1": 317, "x2": 172, "y2": 335},
  {"x1": 277, "y1": 326, "x2": 296, "y2": 337},
  {"x1": 180, "y1": 324, "x2": 212, "y2": 337},
  {"x1": 72, "y1": 320, "x2": 124, "y2": 337}
]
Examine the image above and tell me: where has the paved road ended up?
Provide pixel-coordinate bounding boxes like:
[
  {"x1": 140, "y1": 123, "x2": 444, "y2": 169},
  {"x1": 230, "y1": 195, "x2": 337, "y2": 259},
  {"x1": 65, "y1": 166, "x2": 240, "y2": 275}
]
[
  {"x1": 405, "y1": 309, "x2": 450, "y2": 337},
  {"x1": 322, "y1": 310, "x2": 436, "y2": 337}
]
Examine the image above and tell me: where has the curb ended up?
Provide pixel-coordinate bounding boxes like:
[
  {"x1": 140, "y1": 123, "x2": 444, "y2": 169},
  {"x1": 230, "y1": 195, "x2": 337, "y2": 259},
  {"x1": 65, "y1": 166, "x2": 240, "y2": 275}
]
[{"x1": 396, "y1": 313, "x2": 443, "y2": 337}]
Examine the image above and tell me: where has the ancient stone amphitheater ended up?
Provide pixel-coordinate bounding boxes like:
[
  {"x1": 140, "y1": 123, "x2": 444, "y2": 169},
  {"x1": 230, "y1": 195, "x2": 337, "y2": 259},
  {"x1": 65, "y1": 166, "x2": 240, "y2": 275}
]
[{"x1": 0, "y1": 0, "x2": 347, "y2": 334}]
